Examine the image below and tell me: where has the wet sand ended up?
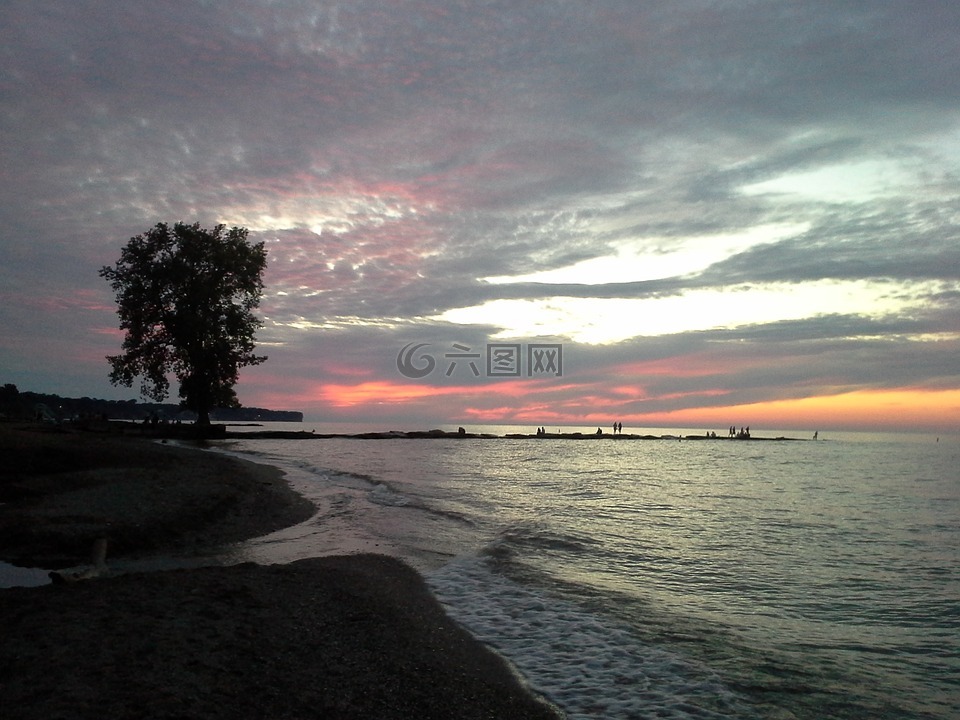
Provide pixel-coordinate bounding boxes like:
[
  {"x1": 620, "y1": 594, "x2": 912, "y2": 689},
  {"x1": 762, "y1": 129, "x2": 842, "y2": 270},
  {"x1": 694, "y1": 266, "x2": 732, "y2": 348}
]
[{"x1": 0, "y1": 424, "x2": 562, "y2": 719}]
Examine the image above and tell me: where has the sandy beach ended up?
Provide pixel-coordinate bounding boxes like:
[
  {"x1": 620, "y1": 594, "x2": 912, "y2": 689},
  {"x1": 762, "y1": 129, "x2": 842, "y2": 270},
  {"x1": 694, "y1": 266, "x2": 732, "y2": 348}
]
[{"x1": 0, "y1": 423, "x2": 562, "y2": 719}]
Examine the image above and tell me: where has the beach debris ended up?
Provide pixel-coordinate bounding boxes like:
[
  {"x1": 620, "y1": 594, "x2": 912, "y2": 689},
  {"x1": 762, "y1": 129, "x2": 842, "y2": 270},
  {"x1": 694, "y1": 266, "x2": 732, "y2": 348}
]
[{"x1": 49, "y1": 538, "x2": 109, "y2": 584}]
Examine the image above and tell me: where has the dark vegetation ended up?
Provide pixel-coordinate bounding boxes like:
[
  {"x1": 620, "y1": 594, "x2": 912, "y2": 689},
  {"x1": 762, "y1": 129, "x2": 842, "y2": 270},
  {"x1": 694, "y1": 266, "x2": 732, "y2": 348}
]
[
  {"x1": 0, "y1": 384, "x2": 301, "y2": 424},
  {"x1": 100, "y1": 222, "x2": 268, "y2": 425}
]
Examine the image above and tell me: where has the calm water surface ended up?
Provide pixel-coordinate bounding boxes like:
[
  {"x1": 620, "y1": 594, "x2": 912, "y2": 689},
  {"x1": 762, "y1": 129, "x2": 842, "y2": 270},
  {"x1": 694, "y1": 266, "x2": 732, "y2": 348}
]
[{"x1": 222, "y1": 429, "x2": 958, "y2": 720}]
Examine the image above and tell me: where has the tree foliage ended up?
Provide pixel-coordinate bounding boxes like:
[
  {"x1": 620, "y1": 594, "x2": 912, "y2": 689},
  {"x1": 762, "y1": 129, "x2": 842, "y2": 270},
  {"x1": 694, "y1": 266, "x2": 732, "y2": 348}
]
[{"x1": 100, "y1": 222, "x2": 267, "y2": 425}]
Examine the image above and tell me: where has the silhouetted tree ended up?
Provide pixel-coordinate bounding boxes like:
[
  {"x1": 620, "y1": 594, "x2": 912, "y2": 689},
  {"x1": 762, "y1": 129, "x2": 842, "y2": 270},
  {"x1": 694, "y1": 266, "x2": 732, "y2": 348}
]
[
  {"x1": 0, "y1": 383, "x2": 19, "y2": 403},
  {"x1": 100, "y1": 222, "x2": 267, "y2": 426},
  {"x1": 0, "y1": 383, "x2": 20, "y2": 414}
]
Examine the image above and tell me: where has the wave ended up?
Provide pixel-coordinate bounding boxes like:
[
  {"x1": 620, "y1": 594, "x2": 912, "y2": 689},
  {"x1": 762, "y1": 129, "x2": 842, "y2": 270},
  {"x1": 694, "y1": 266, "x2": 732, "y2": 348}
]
[
  {"x1": 428, "y1": 554, "x2": 763, "y2": 720},
  {"x1": 484, "y1": 524, "x2": 602, "y2": 559}
]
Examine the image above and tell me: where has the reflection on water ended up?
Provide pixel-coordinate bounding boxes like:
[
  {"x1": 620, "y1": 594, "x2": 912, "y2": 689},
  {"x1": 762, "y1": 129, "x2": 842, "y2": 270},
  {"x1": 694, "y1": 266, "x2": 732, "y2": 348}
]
[{"x1": 217, "y1": 432, "x2": 959, "y2": 720}]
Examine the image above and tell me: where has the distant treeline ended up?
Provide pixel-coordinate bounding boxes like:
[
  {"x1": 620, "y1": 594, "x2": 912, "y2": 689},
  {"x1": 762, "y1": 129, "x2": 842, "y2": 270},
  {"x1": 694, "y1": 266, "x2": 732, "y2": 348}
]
[{"x1": 0, "y1": 383, "x2": 302, "y2": 423}]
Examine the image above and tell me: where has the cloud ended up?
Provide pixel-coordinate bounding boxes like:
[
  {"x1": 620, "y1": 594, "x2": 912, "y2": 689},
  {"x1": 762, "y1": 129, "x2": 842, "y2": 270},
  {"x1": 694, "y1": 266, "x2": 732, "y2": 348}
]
[{"x1": 1, "y1": 0, "x2": 959, "y2": 431}]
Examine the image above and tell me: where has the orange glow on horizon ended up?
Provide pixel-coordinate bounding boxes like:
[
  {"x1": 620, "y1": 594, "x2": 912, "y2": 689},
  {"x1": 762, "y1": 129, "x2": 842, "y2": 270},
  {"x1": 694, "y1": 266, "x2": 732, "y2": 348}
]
[
  {"x1": 646, "y1": 388, "x2": 960, "y2": 431},
  {"x1": 244, "y1": 375, "x2": 959, "y2": 433},
  {"x1": 305, "y1": 378, "x2": 591, "y2": 408},
  {"x1": 445, "y1": 387, "x2": 959, "y2": 431},
  {"x1": 319, "y1": 381, "x2": 461, "y2": 407}
]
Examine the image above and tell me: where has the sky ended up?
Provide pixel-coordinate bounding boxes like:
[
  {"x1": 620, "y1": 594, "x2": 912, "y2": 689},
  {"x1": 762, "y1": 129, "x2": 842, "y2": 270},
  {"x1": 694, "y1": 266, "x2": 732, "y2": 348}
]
[{"x1": 2, "y1": 1, "x2": 959, "y2": 433}]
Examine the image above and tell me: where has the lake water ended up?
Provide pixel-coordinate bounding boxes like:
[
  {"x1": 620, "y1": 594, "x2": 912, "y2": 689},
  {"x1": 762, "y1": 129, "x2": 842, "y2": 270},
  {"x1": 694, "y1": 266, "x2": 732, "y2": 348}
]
[{"x1": 217, "y1": 426, "x2": 959, "y2": 720}]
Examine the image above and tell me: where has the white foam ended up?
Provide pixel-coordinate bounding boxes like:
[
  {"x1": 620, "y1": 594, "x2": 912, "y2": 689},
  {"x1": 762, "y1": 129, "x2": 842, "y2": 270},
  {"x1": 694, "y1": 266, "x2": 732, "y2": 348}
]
[
  {"x1": 369, "y1": 482, "x2": 410, "y2": 507},
  {"x1": 428, "y1": 556, "x2": 758, "y2": 720}
]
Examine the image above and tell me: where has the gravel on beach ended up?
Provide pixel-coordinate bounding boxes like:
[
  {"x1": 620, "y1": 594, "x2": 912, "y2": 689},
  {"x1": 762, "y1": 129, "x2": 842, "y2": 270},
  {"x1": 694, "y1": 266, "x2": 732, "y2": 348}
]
[{"x1": 0, "y1": 424, "x2": 563, "y2": 719}]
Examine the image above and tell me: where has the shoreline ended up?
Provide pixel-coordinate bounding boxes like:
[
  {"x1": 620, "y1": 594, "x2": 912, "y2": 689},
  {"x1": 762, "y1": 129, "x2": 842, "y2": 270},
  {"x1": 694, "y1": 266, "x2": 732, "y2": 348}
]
[
  {"x1": 0, "y1": 556, "x2": 562, "y2": 719},
  {"x1": 0, "y1": 423, "x2": 317, "y2": 570},
  {"x1": 84, "y1": 418, "x2": 807, "y2": 442},
  {"x1": 0, "y1": 423, "x2": 564, "y2": 719},
  {"x1": 224, "y1": 428, "x2": 806, "y2": 441}
]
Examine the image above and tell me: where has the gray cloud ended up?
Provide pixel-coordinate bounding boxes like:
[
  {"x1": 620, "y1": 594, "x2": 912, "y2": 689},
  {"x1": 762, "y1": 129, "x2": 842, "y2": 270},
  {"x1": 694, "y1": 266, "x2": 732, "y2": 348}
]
[{"x1": 1, "y1": 0, "x2": 958, "y2": 429}]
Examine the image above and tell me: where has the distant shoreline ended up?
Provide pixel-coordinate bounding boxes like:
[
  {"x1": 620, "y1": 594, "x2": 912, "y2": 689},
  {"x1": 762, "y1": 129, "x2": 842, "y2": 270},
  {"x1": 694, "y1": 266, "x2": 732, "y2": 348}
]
[
  {"x1": 13, "y1": 418, "x2": 810, "y2": 442},
  {"x1": 223, "y1": 428, "x2": 808, "y2": 441}
]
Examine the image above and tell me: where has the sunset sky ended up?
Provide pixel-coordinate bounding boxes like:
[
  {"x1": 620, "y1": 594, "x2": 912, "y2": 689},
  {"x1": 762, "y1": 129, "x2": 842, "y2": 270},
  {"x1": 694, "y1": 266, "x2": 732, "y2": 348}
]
[{"x1": 2, "y1": 1, "x2": 959, "y2": 433}]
